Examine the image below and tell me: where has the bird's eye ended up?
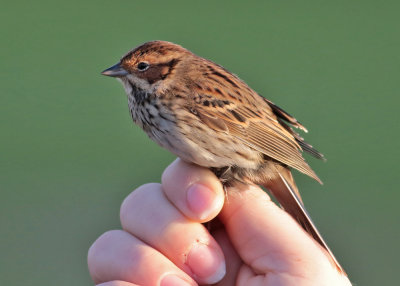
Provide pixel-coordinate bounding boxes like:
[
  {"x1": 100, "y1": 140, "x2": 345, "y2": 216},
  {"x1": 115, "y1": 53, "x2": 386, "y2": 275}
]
[{"x1": 137, "y1": 62, "x2": 149, "y2": 71}]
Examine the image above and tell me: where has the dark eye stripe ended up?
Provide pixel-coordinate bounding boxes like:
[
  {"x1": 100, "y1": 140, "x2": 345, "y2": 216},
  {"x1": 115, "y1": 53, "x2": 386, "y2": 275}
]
[{"x1": 144, "y1": 59, "x2": 180, "y2": 84}]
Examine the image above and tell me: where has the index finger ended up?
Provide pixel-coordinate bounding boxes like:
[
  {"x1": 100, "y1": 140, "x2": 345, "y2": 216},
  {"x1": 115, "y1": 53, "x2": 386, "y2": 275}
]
[{"x1": 161, "y1": 159, "x2": 225, "y2": 222}]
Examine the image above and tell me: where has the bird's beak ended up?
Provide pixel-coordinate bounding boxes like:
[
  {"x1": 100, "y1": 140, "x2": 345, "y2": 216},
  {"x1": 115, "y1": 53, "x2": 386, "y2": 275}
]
[{"x1": 101, "y1": 62, "x2": 128, "y2": 77}]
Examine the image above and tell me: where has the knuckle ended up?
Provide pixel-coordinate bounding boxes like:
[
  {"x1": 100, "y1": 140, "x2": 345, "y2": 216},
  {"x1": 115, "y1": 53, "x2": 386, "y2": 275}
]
[
  {"x1": 120, "y1": 183, "x2": 161, "y2": 223},
  {"x1": 88, "y1": 230, "x2": 125, "y2": 278},
  {"x1": 88, "y1": 230, "x2": 122, "y2": 259},
  {"x1": 161, "y1": 158, "x2": 181, "y2": 185}
]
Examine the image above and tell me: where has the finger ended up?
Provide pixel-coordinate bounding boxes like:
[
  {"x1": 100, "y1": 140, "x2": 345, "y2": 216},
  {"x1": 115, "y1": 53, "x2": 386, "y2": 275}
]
[
  {"x1": 88, "y1": 230, "x2": 196, "y2": 286},
  {"x1": 218, "y1": 184, "x2": 332, "y2": 275},
  {"x1": 120, "y1": 183, "x2": 226, "y2": 284},
  {"x1": 97, "y1": 281, "x2": 139, "y2": 286},
  {"x1": 162, "y1": 159, "x2": 224, "y2": 221},
  {"x1": 211, "y1": 228, "x2": 242, "y2": 286}
]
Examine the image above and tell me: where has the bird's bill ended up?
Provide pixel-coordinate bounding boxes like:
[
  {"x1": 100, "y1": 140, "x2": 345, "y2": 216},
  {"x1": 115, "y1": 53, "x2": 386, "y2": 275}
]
[{"x1": 101, "y1": 63, "x2": 128, "y2": 77}]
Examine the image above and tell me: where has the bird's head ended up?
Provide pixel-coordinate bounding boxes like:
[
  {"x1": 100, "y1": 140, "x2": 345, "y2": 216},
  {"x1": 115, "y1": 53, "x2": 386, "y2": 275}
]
[{"x1": 102, "y1": 41, "x2": 191, "y2": 93}]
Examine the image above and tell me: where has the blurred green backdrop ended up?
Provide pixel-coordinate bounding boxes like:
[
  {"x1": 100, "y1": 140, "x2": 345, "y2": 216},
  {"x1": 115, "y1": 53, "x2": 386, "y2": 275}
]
[{"x1": 1, "y1": 1, "x2": 398, "y2": 285}]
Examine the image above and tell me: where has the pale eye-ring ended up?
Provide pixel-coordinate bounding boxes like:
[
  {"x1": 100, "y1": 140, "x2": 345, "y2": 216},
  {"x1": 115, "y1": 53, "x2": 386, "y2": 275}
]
[{"x1": 137, "y1": 62, "x2": 149, "y2": 71}]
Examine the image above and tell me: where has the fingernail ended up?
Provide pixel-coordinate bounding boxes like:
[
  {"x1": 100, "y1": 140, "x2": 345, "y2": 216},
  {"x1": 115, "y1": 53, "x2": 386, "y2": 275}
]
[
  {"x1": 160, "y1": 274, "x2": 192, "y2": 286},
  {"x1": 187, "y1": 184, "x2": 219, "y2": 220},
  {"x1": 186, "y1": 243, "x2": 226, "y2": 284}
]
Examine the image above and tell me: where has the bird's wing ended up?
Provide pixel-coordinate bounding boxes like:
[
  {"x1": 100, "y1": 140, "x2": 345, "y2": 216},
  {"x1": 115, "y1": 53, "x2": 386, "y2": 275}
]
[
  {"x1": 264, "y1": 98, "x2": 325, "y2": 161},
  {"x1": 192, "y1": 88, "x2": 321, "y2": 183}
]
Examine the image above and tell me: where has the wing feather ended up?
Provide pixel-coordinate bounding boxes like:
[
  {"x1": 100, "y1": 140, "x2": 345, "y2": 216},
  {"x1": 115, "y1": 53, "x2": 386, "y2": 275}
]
[{"x1": 194, "y1": 92, "x2": 321, "y2": 183}]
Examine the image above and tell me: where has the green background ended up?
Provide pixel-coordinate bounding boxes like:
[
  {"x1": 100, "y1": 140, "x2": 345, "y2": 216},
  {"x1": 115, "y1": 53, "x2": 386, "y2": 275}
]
[{"x1": 1, "y1": 1, "x2": 398, "y2": 285}]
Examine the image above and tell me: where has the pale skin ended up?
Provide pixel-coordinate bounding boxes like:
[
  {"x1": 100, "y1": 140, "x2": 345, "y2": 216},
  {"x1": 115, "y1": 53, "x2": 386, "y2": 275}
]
[{"x1": 88, "y1": 159, "x2": 352, "y2": 286}]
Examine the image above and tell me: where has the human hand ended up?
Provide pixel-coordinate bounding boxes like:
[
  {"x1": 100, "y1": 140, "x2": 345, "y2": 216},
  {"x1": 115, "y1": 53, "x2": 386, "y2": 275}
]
[{"x1": 88, "y1": 159, "x2": 351, "y2": 286}]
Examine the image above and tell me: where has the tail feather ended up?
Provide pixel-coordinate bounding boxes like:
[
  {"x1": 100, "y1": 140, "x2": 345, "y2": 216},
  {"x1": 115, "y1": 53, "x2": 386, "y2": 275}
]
[{"x1": 264, "y1": 168, "x2": 346, "y2": 275}]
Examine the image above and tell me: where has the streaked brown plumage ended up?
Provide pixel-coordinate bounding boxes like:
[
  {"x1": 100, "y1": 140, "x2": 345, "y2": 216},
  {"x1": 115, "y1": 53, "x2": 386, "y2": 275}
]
[{"x1": 102, "y1": 40, "x2": 345, "y2": 274}]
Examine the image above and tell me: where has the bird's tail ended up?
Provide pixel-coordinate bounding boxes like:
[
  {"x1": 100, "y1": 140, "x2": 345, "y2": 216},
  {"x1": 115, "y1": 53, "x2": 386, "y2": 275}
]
[{"x1": 263, "y1": 168, "x2": 346, "y2": 275}]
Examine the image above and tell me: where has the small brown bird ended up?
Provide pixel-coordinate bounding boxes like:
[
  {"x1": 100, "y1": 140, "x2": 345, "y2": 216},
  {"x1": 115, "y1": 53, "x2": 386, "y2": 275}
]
[{"x1": 102, "y1": 41, "x2": 345, "y2": 274}]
